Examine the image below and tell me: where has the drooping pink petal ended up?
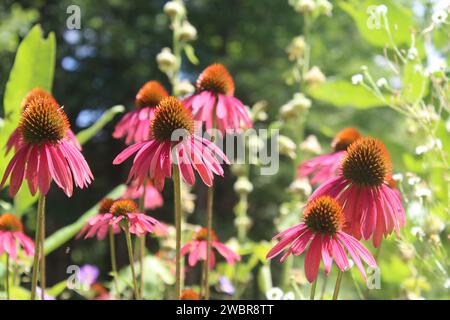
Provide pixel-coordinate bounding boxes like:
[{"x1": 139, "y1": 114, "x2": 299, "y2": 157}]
[{"x1": 304, "y1": 234, "x2": 322, "y2": 283}]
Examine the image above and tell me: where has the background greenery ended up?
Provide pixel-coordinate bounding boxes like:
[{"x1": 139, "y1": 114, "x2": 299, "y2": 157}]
[{"x1": 0, "y1": 0, "x2": 448, "y2": 299}]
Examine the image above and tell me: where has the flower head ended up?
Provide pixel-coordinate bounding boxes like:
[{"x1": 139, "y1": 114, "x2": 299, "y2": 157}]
[
  {"x1": 267, "y1": 196, "x2": 376, "y2": 283},
  {"x1": 0, "y1": 213, "x2": 34, "y2": 259},
  {"x1": 181, "y1": 227, "x2": 240, "y2": 269},
  {"x1": 310, "y1": 137, "x2": 405, "y2": 246},
  {"x1": 298, "y1": 127, "x2": 361, "y2": 185},
  {"x1": 1, "y1": 92, "x2": 92, "y2": 197},
  {"x1": 77, "y1": 199, "x2": 167, "y2": 240},
  {"x1": 6, "y1": 88, "x2": 81, "y2": 154},
  {"x1": 183, "y1": 64, "x2": 252, "y2": 132},
  {"x1": 113, "y1": 81, "x2": 169, "y2": 144},
  {"x1": 114, "y1": 97, "x2": 230, "y2": 191}
]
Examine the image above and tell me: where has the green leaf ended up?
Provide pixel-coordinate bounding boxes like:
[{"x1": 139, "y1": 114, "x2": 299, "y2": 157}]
[
  {"x1": 44, "y1": 185, "x2": 126, "y2": 255},
  {"x1": 307, "y1": 80, "x2": 387, "y2": 108},
  {"x1": 338, "y1": 0, "x2": 414, "y2": 48},
  {"x1": 76, "y1": 105, "x2": 125, "y2": 145},
  {"x1": 184, "y1": 44, "x2": 199, "y2": 65},
  {"x1": 0, "y1": 25, "x2": 55, "y2": 189},
  {"x1": 47, "y1": 280, "x2": 67, "y2": 298}
]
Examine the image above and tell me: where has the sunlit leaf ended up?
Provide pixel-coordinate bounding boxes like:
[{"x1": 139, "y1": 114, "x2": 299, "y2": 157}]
[{"x1": 307, "y1": 80, "x2": 387, "y2": 108}]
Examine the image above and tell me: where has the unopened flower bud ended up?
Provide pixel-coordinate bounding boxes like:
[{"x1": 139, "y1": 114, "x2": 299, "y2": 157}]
[
  {"x1": 179, "y1": 21, "x2": 197, "y2": 42},
  {"x1": 156, "y1": 47, "x2": 177, "y2": 73},
  {"x1": 286, "y1": 36, "x2": 305, "y2": 61},
  {"x1": 304, "y1": 66, "x2": 326, "y2": 85},
  {"x1": 423, "y1": 215, "x2": 444, "y2": 236},
  {"x1": 279, "y1": 135, "x2": 297, "y2": 159},
  {"x1": 163, "y1": 1, "x2": 185, "y2": 18},
  {"x1": 177, "y1": 80, "x2": 195, "y2": 95},
  {"x1": 234, "y1": 176, "x2": 253, "y2": 195},
  {"x1": 316, "y1": 0, "x2": 333, "y2": 16},
  {"x1": 295, "y1": 0, "x2": 316, "y2": 14}
]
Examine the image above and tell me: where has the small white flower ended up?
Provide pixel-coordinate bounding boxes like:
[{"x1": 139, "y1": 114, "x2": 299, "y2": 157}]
[
  {"x1": 411, "y1": 226, "x2": 425, "y2": 237},
  {"x1": 266, "y1": 287, "x2": 284, "y2": 300},
  {"x1": 392, "y1": 173, "x2": 404, "y2": 182},
  {"x1": 415, "y1": 187, "x2": 432, "y2": 199},
  {"x1": 376, "y1": 77, "x2": 388, "y2": 87},
  {"x1": 376, "y1": 5, "x2": 388, "y2": 15},
  {"x1": 407, "y1": 47, "x2": 418, "y2": 60},
  {"x1": 415, "y1": 145, "x2": 428, "y2": 155},
  {"x1": 234, "y1": 176, "x2": 253, "y2": 195},
  {"x1": 156, "y1": 47, "x2": 177, "y2": 72},
  {"x1": 432, "y1": 10, "x2": 448, "y2": 24},
  {"x1": 300, "y1": 135, "x2": 322, "y2": 154},
  {"x1": 179, "y1": 21, "x2": 197, "y2": 42},
  {"x1": 177, "y1": 80, "x2": 195, "y2": 96},
  {"x1": 316, "y1": 0, "x2": 333, "y2": 16},
  {"x1": 304, "y1": 66, "x2": 326, "y2": 85},
  {"x1": 278, "y1": 135, "x2": 297, "y2": 159},
  {"x1": 283, "y1": 291, "x2": 295, "y2": 300},
  {"x1": 289, "y1": 178, "x2": 312, "y2": 196},
  {"x1": 294, "y1": 0, "x2": 316, "y2": 14},
  {"x1": 351, "y1": 74, "x2": 363, "y2": 85},
  {"x1": 163, "y1": 1, "x2": 185, "y2": 18}
]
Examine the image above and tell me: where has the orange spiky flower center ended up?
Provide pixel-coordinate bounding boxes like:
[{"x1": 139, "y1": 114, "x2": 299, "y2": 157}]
[
  {"x1": 151, "y1": 96, "x2": 194, "y2": 142},
  {"x1": 196, "y1": 63, "x2": 235, "y2": 96},
  {"x1": 110, "y1": 199, "x2": 138, "y2": 216},
  {"x1": 331, "y1": 127, "x2": 362, "y2": 152},
  {"x1": 135, "y1": 81, "x2": 169, "y2": 109},
  {"x1": 194, "y1": 227, "x2": 218, "y2": 241},
  {"x1": 341, "y1": 137, "x2": 391, "y2": 187},
  {"x1": 21, "y1": 87, "x2": 57, "y2": 112},
  {"x1": 180, "y1": 289, "x2": 201, "y2": 300},
  {"x1": 0, "y1": 213, "x2": 24, "y2": 232},
  {"x1": 303, "y1": 196, "x2": 344, "y2": 234},
  {"x1": 19, "y1": 94, "x2": 69, "y2": 145},
  {"x1": 99, "y1": 198, "x2": 115, "y2": 214}
]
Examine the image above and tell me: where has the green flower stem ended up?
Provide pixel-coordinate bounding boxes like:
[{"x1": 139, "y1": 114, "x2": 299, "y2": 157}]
[
  {"x1": 204, "y1": 185, "x2": 214, "y2": 299},
  {"x1": 173, "y1": 164, "x2": 182, "y2": 299},
  {"x1": 108, "y1": 226, "x2": 120, "y2": 299},
  {"x1": 138, "y1": 184, "x2": 147, "y2": 299},
  {"x1": 30, "y1": 194, "x2": 45, "y2": 300},
  {"x1": 310, "y1": 278, "x2": 317, "y2": 300},
  {"x1": 39, "y1": 200, "x2": 46, "y2": 300},
  {"x1": 332, "y1": 270, "x2": 344, "y2": 300},
  {"x1": 124, "y1": 224, "x2": 139, "y2": 299},
  {"x1": 5, "y1": 254, "x2": 10, "y2": 300}
]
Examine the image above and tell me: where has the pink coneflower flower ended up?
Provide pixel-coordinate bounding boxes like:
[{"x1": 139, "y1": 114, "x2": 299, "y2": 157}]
[
  {"x1": 183, "y1": 64, "x2": 252, "y2": 133},
  {"x1": 78, "y1": 199, "x2": 167, "y2": 239},
  {"x1": 5, "y1": 88, "x2": 81, "y2": 154},
  {"x1": 123, "y1": 179, "x2": 163, "y2": 210},
  {"x1": 267, "y1": 196, "x2": 377, "y2": 283},
  {"x1": 0, "y1": 213, "x2": 34, "y2": 259},
  {"x1": 0, "y1": 93, "x2": 93, "y2": 197},
  {"x1": 113, "y1": 81, "x2": 169, "y2": 144},
  {"x1": 181, "y1": 227, "x2": 240, "y2": 269},
  {"x1": 310, "y1": 137, "x2": 405, "y2": 247},
  {"x1": 113, "y1": 96, "x2": 230, "y2": 191},
  {"x1": 298, "y1": 127, "x2": 362, "y2": 185}
]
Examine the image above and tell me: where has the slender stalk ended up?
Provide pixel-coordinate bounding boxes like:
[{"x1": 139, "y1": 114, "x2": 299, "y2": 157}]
[
  {"x1": 204, "y1": 186, "x2": 213, "y2": 299},
  {"x1": 124, "y1": 224, "x2": 139, "y2": 299},
  {"x1": 5, "y1": 254, "x2": 10, "y2": 300},
  {"x1": 138, "y1": 184, "x2": 146, "y2": 299},
  {"x1": 332, "y1": 270, "x2": 344, "y2": 300},
  {"x1": 204, "y1": 111, "x2": 217, "y2": 300},
  {"x1": 108, "y1": 227, "x2": 120, "y2": 299},
  {"x1": 310, "y1": 278, "x2": 317, "y2": 300},
  {"x1": 39, "y1": 200, "x2": 46, "y2": 300},
  {"x1": 30, "y1": 194, "x2": 45, "y2": 300},
  {"x1": 173, "y1": 164, "x2": 182, "y2": 299}
]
